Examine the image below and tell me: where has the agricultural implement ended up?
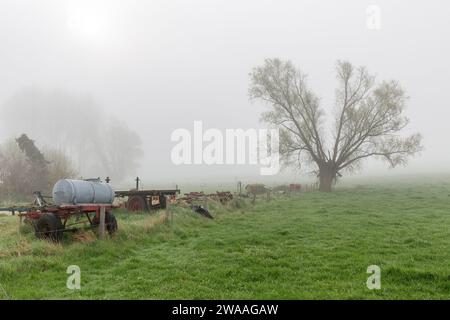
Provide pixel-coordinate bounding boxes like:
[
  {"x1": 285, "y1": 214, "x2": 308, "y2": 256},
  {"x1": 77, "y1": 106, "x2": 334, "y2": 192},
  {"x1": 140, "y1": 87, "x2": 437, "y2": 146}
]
[
  {"x1": 115, "y1": 177, "x2": 180, "y2": 212},
  {"x1": 175, "y1": 191, "x2": 233, "y2": 219},
  {"x1": 179, "y1": 191, "x2": 233, "y2": 204},
  {"x1": 1, "y1": 191, "x2": 117, "y2": 242}
]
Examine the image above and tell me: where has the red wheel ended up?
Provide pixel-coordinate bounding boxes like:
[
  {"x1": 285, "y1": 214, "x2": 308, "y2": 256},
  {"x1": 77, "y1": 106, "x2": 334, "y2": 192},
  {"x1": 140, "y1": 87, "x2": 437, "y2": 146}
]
[{"x1": 127, "y1": 196, "x2": 148, "y2": 212}]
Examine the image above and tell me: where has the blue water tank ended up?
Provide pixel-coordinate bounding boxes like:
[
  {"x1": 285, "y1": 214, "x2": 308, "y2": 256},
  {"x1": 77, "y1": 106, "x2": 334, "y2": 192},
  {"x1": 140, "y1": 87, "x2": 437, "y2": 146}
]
[{"x1": 52, "y1": 179, "x2": 115, "y2": 205}]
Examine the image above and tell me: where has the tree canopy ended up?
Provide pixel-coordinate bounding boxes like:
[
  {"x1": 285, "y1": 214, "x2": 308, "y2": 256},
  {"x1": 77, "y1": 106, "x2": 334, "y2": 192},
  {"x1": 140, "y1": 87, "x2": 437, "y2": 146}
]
[{"x1": 249, "y1": 59, "x2": 422, "y2": 191}]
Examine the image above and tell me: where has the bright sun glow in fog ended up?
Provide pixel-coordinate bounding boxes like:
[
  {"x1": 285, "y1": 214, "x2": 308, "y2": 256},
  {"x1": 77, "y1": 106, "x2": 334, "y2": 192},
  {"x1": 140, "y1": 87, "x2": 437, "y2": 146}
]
[{"x1": 66, "y1": 7, "x2": 110, "y2": 42}]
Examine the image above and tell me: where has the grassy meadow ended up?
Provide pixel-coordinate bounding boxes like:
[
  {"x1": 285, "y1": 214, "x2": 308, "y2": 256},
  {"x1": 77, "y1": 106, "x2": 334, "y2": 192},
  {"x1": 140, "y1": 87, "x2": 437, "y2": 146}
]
[{"x1": 0, "y1": 177, "x2": 450, "y2": 299}]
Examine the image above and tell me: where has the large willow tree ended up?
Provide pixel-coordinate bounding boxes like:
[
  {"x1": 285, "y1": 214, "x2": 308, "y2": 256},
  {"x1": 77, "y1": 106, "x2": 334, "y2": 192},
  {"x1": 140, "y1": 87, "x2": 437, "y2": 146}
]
[{"x1": 249, "y1": 59, "x2": 422, "y2": 191}]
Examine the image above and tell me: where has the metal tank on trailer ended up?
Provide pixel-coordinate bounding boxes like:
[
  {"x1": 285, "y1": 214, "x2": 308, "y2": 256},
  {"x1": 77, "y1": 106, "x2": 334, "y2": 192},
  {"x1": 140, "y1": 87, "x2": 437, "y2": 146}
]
[{"x1": 52, "y1": 178, "x2": 115, "y2": 206}]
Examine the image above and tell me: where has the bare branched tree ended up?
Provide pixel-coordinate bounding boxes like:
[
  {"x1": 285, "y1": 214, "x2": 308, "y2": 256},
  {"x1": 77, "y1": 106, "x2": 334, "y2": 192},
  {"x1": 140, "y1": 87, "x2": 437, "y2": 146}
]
[{"x1": 249, "y1": 59, "x2": 423, "y2": 191}]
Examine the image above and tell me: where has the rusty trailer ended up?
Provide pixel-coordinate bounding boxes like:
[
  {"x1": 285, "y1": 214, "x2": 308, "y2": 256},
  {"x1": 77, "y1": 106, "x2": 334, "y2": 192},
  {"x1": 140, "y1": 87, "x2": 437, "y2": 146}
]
[
  {"x1": 114, "y1": 177, "x2": 180, "y2": 212},
  {"x1": 4, "y1": 192, "x2": 118, "y2": 242},
  {"x1": 115, "y1": 189, "x2": 180, "y2": 211},
  {"x1": 21, "y1": 204, "x2": 117, "y2": 242}
]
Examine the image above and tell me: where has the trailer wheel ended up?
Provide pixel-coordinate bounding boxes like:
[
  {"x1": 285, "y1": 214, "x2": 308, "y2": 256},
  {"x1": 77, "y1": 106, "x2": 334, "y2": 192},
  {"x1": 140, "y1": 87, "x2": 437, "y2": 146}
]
[
  {"x1": 127, "y1": 196, "x2": 148, "y2": 212},
  {"x1": 105, "y1": 211, "x2": 118, "y2": 235},
  {"x1": 35, "y1": 213, "x2": 64, "y2": 242},
  {"x1": 92, "y1": 211, "x2": 118, "y2": 235}
]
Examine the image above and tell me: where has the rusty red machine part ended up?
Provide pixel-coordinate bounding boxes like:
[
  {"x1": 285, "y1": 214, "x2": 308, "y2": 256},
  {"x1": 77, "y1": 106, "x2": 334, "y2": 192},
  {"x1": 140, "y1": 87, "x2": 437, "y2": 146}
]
[
  {"x1": 21, "y1": 204, "x2": 117, "y2": 242},
  {"x1": 8, "y1": 192, "x2": 118, "y2": 242},
  {"x1": 179, "y1": 191, "x2": 233, "y2": 204},
  {"x1": 115, "y1": 177, "x2": 180, "y2": 212},
  {"x1": 115, "y1": 190, "x2": 180, "y2": 211}
]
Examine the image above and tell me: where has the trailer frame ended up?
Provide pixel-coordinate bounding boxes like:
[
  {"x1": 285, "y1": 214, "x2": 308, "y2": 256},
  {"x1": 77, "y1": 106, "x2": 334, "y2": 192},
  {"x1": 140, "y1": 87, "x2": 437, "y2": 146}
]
[
  {"x1": 115, "y1": 189, "x2": 180, "y2": 212},
  {"x1": 3, "y1": 192, "x2": 118, "y2": 242},
  {"x1": 18, "y1": 203, "x2": 118, "y2": 242}
]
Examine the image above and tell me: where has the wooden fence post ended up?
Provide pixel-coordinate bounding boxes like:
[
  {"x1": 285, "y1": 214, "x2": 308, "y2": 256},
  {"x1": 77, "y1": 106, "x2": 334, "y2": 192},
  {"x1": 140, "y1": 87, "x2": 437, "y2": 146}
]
[
  {"x1": 204, "y1": 196, "x2": 208, "y2": 211},
  {"x1": 166, "y1": 195, "x2": 173, "y2": 225},
  {"x1": 99, "y1": 206, "x2": 105, "y2": 239}
]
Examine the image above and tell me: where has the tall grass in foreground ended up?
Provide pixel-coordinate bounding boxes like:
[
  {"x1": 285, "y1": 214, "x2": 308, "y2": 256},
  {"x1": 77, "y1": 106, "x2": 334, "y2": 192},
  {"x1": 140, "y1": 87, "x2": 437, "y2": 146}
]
[{"x1": 0, "y1": 181, "x2": 449, "y2": 299}]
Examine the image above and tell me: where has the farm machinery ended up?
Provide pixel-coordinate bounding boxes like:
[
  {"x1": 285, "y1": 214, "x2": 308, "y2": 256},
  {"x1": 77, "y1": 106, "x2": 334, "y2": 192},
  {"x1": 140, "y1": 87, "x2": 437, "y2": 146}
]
[
  {"x1": 114, "y1": 177, "x2": 180, "y2": 211},
  {"x1": 0, "y1": 179, "x2": 118, "y2": 242},
  {"x1": 114, "y1": 178, "x2": 233, "y2": 218},
  {"x1": 179, "y1": 191, "x2": 233, "y2": 204},
  {"x1": 114, "y1": 177, "x2": 231, "y2": 212},
  {"x1": 0, "y1": 175, "x2": 242, "y2": 241},
  {"x1": 175, "y1": 191, "x2": 234, "y2": 219}
]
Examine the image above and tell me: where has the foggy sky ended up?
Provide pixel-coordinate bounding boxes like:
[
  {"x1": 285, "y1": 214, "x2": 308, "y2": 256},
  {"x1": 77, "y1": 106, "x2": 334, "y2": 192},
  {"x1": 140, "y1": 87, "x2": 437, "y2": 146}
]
[{"x1": 0, "y1": 0, "x2": 449, "y2": 188}]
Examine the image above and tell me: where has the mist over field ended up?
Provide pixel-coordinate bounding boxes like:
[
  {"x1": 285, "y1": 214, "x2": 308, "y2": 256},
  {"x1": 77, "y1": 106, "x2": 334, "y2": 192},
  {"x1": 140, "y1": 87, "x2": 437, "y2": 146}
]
[
  {"x1": 2, "y1": 1, "x2": 450, "y2": 303},
  {"x1": 0, "y1": 0, "x2": 449, "y2": 188}
]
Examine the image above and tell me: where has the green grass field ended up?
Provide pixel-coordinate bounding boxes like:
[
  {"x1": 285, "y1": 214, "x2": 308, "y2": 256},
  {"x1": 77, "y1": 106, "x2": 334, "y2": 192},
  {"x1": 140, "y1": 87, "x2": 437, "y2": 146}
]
[{"x1": 1, "y1": 178, "x2": 450, "y2": 299}]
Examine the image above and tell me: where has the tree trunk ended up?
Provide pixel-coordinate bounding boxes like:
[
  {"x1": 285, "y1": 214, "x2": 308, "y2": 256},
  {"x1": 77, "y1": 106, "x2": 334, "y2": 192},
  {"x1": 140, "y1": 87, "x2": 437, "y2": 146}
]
[{"x1": 319, "y1": 165, "x2": 335, "y2": 192}]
